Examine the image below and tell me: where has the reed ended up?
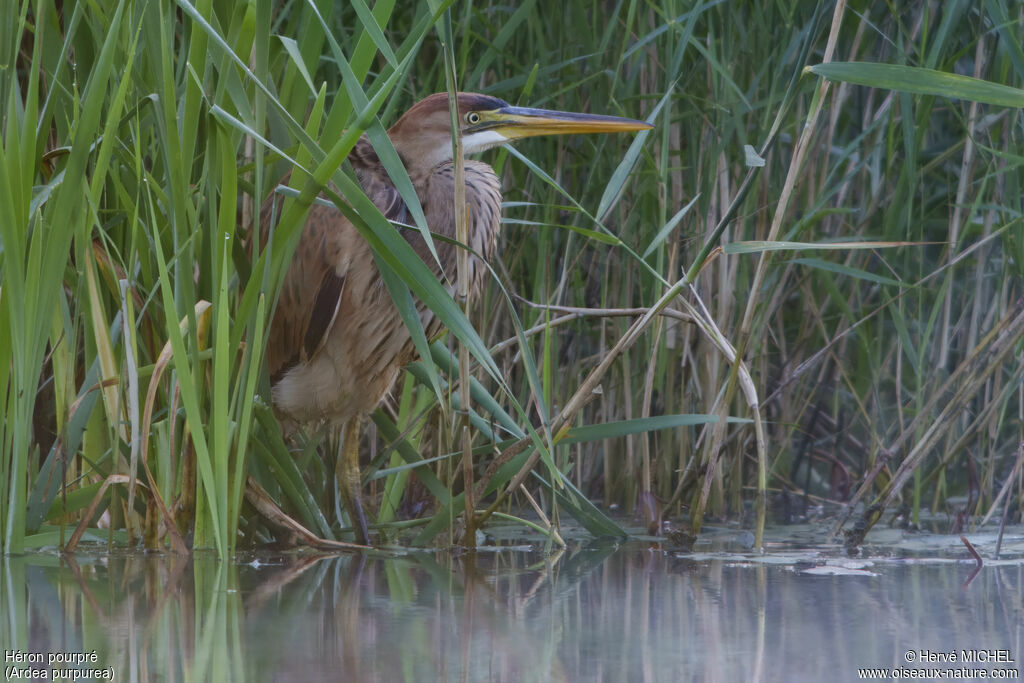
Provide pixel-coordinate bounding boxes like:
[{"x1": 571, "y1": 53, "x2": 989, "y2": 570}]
[{"x1": 1, "y1": 0, "x2": 1020, "y2": 555}]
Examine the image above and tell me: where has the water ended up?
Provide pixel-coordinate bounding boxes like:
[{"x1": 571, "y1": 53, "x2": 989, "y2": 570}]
[{"x1": 3, "y1": 529, "x2": 1023, "y2": 682}]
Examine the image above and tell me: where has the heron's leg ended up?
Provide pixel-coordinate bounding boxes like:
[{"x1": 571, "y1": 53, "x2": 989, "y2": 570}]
[{"x1": 337, "y1": 413, "x2": 370, "y2": 545}]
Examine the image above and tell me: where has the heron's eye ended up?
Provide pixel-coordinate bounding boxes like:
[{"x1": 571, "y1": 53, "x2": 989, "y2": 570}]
[{"x1": 466, "y1": 112, "x2": 481, "y2": 125}]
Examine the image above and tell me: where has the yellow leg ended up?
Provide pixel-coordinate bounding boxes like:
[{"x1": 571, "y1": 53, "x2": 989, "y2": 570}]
[{"x1": 337, "y1": 413, "x2": 370, "y2": 545}]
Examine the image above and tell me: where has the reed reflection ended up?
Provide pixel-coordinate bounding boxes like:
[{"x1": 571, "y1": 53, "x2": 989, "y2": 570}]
[{"x1": 3, "y1": 545, "x2": 1020, "y2": 682}]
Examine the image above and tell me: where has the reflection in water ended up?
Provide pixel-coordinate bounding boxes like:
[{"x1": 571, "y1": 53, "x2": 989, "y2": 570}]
[{"x1": 2, "y1": 544, "x2": 1022, "y2": 682}]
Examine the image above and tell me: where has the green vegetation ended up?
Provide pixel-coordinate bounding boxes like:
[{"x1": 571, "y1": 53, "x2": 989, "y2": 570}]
[{"x1": 1, "y1": 0, "x2": 1021, "y2": 556}]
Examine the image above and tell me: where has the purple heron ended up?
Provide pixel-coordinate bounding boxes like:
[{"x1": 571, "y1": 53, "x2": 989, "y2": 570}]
[{"x1": 266, "y1": 92, "x2": 650, "y2": 545}]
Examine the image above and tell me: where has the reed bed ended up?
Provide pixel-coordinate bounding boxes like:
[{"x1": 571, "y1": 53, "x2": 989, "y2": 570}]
[{"x1": 1, "y1": 0, "x2": 1021, "y2": 555}]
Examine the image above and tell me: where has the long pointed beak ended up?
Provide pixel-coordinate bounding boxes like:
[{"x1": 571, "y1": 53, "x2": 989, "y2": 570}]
[{"x1": 488, "y1": 105, "x2": 652, "y2": 139}]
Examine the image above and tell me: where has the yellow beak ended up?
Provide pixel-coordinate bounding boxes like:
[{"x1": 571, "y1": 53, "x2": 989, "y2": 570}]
[{"x1": 483, "y1": 105, "x2": 652, "y2": 139}]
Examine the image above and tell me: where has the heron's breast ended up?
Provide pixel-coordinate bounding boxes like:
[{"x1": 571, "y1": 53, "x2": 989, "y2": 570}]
[{"x1": 415, "y1": 160, "x2": 502, "y2": 299}]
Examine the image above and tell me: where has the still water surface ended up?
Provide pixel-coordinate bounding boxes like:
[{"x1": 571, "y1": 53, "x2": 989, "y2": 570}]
[{"x1": 3, "y1": 530, "x2": 1022, "y2": 682}]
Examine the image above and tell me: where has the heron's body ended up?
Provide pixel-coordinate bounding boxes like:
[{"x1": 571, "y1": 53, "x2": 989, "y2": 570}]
[
  {"x1": 263, "y1": 92, "x2": 649, "y2": 545},
  {"x1": 268, "y1": 151, "x2": 500, "y2": 426}
]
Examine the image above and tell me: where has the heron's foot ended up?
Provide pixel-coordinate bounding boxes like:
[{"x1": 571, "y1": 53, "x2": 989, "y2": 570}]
[{"x1": 342, "y1": 485, "x2": 371, "y2": 546}]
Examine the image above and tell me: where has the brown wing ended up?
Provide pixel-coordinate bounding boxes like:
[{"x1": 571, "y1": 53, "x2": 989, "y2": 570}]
[{"x1": 265, "y1": 136, "x2": 408, "y2": 384}]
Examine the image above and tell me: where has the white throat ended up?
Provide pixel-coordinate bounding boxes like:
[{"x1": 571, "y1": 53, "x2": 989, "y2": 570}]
[{"x1": 461, "y1": 129, "x2": 510, "y2": 155}]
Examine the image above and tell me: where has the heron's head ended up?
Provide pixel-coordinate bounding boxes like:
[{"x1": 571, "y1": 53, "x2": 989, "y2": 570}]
[{"x1": 388, "y1": 92, "x2": 651, "y2": 171}]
